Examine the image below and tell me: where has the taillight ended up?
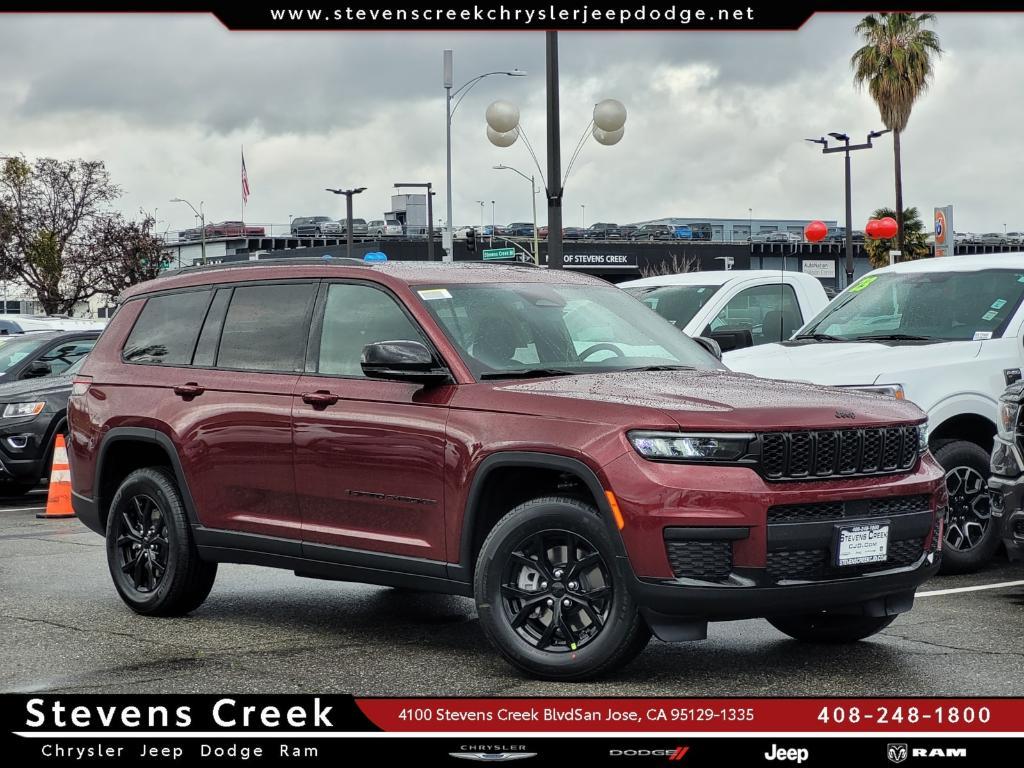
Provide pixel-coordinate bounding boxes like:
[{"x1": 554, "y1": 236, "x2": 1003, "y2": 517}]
[{"x1": 71, "y1": 375, "x2": 93, "y2": 397}]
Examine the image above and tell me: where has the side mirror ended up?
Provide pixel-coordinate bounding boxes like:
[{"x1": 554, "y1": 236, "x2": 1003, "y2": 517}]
[
  {"x1": 705, "y1": 328, "x2": 754, "y2": 352},
  {"x1": 23, "y1": 360, "x2": 53, "y2": 379},
  {"x1": 361, "y1": 340, "x2": 450, "y2": 385},
  {"x1": 693, "y1": 336, "x2": 723, "y2": 360}
]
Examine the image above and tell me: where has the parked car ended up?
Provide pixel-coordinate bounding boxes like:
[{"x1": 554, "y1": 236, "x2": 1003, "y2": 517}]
[
  {"x1": 562, "y1": 227, "x2": 585, "y2": 239},
  {"x1": 339, "y1": 218, "x2": 368, "y2": 236},
  {"x1": 183, "y1": 221, "x2": 264, "y2": 238},
  {"x1": 954, "y1": 232, "x2": 972, "y2": 245},
  {"x1": 0, "y1": 356, "x2": 84, "y2": 496},
  {"x1": 368, "y1": 219, "x2": 403, "y2": 237},
  {"x1": 749, "y1": 231, "x2": 772, "y2": 243},
  {"x1": 291, "y1": 216, "x2": 343, "y2": 237},
  {"x1": 632, "y1": 224, "x2": 676, "y2": 241},
  {"x1": 586, "y1": 222, "x2": 621, "y2": 239},
  {"x1": 621, "y1": 270, "x2": 830, "y2": 351},
  {"x1": 765, "y1": 231, "x2": 803, "y2": 244},
  {"x1": 0, "y1": 315, "x2": 106, "y2": 336},
  {"x1": 1006, "y1": 232, "x2": 1024, "y2": 246},
  {"x1": 507, "y1": 222, "x2": 535, "y2": 237},
  {"x1": 0, "y1": 330, "x2": 99, "y2": 385},
  {"x1": 725, "y1": 253, "x2": 1024, "y2": 573},
  {"x1": 619, "y1": 225, "x2": 638, "y2": 240},
  {"x1": 989, "y1": 380, "x2": 1024, "y2": 561},
  {"x1": 980, "y1": 232, "x2": 1007, "y2": 246},
  {"x1": 70, "y1": 259, "x2": 942, "y2": 680}
]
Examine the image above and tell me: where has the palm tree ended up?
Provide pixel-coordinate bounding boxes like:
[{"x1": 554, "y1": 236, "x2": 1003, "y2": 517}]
[
  {"x1": 852, "y1": 13, "x2": 942, "y2": 255},
  {"x1": 863, "y1": 206, "x2": 929, "y2": 269}
]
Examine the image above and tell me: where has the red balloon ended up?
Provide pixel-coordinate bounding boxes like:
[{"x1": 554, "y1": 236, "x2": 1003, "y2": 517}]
[
  {"x1": 865, "y1": 218, "x2": 881, "y2": 238},
  {"x1": 804, "y1": 220, "x2": 828, "y2": 243},
  {"x1": 876, "y1": 216, "x2": 899, "y2": 239}
]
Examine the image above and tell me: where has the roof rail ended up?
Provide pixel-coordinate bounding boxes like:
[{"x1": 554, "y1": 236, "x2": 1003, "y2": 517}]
[{"x1": 160, "y1": 256, "x2": 369, "y2": 278}]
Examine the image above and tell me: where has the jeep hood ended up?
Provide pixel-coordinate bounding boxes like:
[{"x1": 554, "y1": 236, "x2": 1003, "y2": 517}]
[
  {"x1": 724, "y1": 340, "x2": 982, "y2": 386},
  {"x1": 498, "y1": 369, "x2": 923, "y2": 431}
]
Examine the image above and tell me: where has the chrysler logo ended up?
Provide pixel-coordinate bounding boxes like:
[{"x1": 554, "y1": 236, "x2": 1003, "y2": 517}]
[
  {"x1": 887, "y1": 743, "x2": 908, "y2": 764},
  {"x1": 835, "y1": 409, "x2": 856, "y2": 419},
  {"x1": 450, "y1": 753, "x2": 537, "y2": 762}
]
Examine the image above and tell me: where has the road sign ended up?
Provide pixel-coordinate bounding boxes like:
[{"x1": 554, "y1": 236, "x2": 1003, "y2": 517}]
[{"x1": 482, "y1": 247, "x2": 516, "y2": 260}]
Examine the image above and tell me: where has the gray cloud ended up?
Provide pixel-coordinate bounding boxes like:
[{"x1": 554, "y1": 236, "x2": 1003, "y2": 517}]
[{"x1": 0, "y1": 13, "x2": 1020, "y2": 234}]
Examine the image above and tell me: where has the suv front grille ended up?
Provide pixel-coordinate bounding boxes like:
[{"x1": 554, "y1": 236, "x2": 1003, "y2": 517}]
[
  {"x1": 766, "y1": 538, "x2": 924, "y2": 581},
  {"x1": 759, "y1": 426, "x2": 919, "y2": 481},
  {"x1": 665, "y1": 540, "x2": 732, "y2": 581},
  {"x1": 767, "y1": 495, "x2": 931, "y2": 524}
]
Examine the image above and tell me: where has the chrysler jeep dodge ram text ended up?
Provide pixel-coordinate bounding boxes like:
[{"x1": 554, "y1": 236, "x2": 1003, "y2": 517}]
[{"x1": 68, "y1": 260, "x2": 945, "y2": 679}]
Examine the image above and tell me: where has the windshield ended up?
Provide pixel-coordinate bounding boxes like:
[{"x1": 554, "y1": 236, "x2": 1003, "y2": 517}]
[
  {"x1": 624, "y1": 284, "x2": 721, "y2": 328},
  {"x1": 0, "y1": 336, "x2": 49, "y2": 374},
  {"x1": 802, "y1": 269, "x2": 1024, "y2": 341},
  {"x1": 417, "y1": 282, "x2": 721, "y2": 378}
]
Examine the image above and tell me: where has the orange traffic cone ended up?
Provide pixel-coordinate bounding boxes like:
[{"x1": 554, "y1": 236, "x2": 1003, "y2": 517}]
[{"x1": 37, "y1": 434, "x2": 75, "y2": 519}]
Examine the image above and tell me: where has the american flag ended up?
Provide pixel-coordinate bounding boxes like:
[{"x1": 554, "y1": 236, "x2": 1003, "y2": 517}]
[{"x1": 241, "y1": 148, "x2": 251, "y2": 204}]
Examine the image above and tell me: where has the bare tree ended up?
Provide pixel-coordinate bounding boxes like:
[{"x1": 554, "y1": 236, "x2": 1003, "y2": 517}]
[
  {"x1": 640, "y1": 252, "x2": 698, "y2": 278},
  {"x1": 91, "y1": 212, "x2": 169, "y2": 300},
  {"x1": 0, "y1": 156, "x2": 120, "y2": 314}
]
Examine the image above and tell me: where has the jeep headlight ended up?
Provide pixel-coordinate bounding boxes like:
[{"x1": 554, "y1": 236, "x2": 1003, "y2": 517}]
[
  {"x1": 628, "y1": 431, "x2": 753, "y2": 462},
  {"x1": 916, "y1": 420, "x2": 929, "y2": 455},
  {"x1": 998, "y1": 398, "x2": 1021, "y2": 439},
  {"x1": 842, "y1": 383, "x2": 905, "y2": 400},
  {"x1": 2, "y1": 402, "x2": 45, "y2": 419}
]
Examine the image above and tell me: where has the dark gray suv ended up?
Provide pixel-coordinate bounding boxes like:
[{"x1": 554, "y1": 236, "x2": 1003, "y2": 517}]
[{"x1": 291, "y1": 216, "x2": 343, "y2": 237}]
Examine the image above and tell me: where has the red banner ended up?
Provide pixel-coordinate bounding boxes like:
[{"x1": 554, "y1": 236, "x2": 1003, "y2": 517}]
[{"x1": 357, "y1": 698, "x2": 1021, "y2": 732}]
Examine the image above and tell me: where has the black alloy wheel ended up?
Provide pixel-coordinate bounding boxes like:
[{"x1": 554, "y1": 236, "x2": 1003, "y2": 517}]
[
  {"x1": 114, "y1": 494, "x2": 169, "y2": 594},
  {"x1": 500, "y1": 529, "x2": 612, "y2": 653}
]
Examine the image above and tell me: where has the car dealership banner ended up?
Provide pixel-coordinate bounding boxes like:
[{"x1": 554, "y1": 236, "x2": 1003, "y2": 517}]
[
  {"x1": 934, "y1": 206, "x2": 954, "y2": 258},
  {"x1": 1, "y1": 695, "x2": 1021, "y2": 765}
]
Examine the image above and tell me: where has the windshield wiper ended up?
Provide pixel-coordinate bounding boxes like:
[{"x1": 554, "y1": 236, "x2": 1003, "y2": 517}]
[
  {"x1": 852, "y1": 333, "x2": 939, "y2": 342},
  {"x1": 479, "y1": 368, "x2": 579, "y2": 380},
  {"x1": 792, "y1": 332, "x2": 845, "y2": 342},
  {"x1": 621, "y1": 365, "x2": 696, "y2": 372}
]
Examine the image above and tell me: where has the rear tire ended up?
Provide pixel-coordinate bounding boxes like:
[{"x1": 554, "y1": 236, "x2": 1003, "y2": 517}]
[
  {"x1": 474, "y1": 496, "x2": 650, "y2": 681},
  {"x1": 105, "y1": 467, "x2": 216, "y2": 616},
  {"x1": 932, "y1": 440, "x2": 999, "y2": 574},
  {"x1": 768, "y1": 613, "x2": 896, "y2": 643}
]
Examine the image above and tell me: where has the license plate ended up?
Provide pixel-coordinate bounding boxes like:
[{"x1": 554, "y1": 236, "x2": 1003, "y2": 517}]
[{"x1": 836, "y1": 523, "x2": 889, "y2": 567}]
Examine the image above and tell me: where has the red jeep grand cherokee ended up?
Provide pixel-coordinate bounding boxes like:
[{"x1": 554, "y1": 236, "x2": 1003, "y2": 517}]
[{"x1": 68, "y1": 260, "x2": 945, "y2": 680}]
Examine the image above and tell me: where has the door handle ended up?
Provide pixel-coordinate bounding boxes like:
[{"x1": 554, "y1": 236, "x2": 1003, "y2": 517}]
[
  {"x1": 173, "y1": 383, "x2": 205, "y2": 399},
  {"x1": 301, "y1": 390, "x2": 339, "y2": 408}
]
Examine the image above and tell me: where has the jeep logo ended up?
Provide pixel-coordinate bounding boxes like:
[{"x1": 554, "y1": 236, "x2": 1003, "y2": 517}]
[{"x1": 834, "y1": 409, "x2": 856, "y2": 419}]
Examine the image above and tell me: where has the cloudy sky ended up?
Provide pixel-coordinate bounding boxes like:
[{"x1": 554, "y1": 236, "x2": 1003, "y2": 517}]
[{"x1": 0, "y1": 12, "x2": 1020, "y2": 234}]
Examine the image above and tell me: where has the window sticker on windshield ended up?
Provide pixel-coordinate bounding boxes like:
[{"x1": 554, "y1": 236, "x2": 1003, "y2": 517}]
[
  {"x1": 417, "y1": 288, "x2": 452, "y2": 301},
  {"x1": 974, "y1": 331, "x2": 993, "y2": 341},
  {"x1": 849, "y1": 276, "x2": 878, "y2": 293},
  {"x1": 1018, "y1": 275, "x2": 1024, "y2": 283},
  {"x1": 991, "y1": 299, "x2": 1007, "y2": 310},
  {"x1": 982, "y1": 311, "x2": 998, "y2": 322}
]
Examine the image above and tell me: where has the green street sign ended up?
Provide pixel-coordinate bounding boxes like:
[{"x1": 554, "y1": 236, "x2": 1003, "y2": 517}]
[{"x1": 482, "y1": 247, "x2": 516, "y2": 260}]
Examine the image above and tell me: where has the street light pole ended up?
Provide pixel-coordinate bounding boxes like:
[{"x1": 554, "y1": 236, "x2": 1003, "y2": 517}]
[
  {"x1": 494, "y1": 164, "x2": 539, "y2": 264},
  {"x1": 546, "y1": 31, "x2": 563, "y2": 270},
  {"x1": 490, "y1": 200, "x2": 495, "y2": 247},
  {"x1": 581, "y1": 204, "x2": 585, "y2": 229},
  {"x1": 325, "y1": 186, "x2": 367, "y2": 260},
  {"x1": 170, "y1": 197, "x2": 206, "y2": 265},
  {"x1": 807, "y1": 129, "x2": 890, "y2": 286},
  {"x1": 443, "y1": 50, "x2": 526, "y2": 262}
]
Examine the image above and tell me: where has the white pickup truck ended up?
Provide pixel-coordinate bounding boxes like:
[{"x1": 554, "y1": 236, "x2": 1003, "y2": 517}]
[
  {"x1": 726, "y1": 254, "x2": 1024, "y2": 573},
  {"x1": 620, "y1": 269, "x2": 830, "y2": 352}
]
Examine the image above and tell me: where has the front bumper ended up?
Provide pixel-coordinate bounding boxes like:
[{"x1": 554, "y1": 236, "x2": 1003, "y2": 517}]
[
  {"x1": 988, "y1": 463, "x2": 1024, "y2": 562},
  {"x1": 601, "y1": 450, "x2": 946, "y2": 626},
  {"x1": 0, "y1": 414, "x2": 53, "y2": 483}
]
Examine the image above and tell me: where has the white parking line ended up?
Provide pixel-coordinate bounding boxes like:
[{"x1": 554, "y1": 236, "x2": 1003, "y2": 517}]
[
  {"x1": 917, "y1": 580, "x2": 1024, "y2": 597},
  {"x1": 0, "y1": 506, "x2": 46, "y2": 513}
]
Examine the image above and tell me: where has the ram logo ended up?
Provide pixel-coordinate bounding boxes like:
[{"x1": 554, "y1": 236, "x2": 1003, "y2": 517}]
[{"x1": 887, "y1": 743, "x2": 908, "y2": 764}]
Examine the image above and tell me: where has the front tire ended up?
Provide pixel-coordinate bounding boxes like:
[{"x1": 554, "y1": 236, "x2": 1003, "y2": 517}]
[
  {"x1": 768, "y1": 613, "x2": 896, "y2": 643},
  {"x1": 474, "y1": 496, "x2": 650, "y2": 681},
  {"x1": 105, "y1": 467, "x2": 216, "y2": 616},
  {"x1": 932, "y1": 440, "x2": 999, "y2": 574}
]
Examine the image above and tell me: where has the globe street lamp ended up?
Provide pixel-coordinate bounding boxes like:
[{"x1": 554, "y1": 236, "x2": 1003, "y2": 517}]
[
  {"x1": 170, "y1": 197, "x2": 206, "y2": 265},
  {"x1": 485, "y1": 53, "x2": 625, "y2": 269},
  {"x1": 494, "y1": 164, "x2": 540, "y2": 263},
  {"x1": 444, "y1": 50, "x2": 526, "y2": 262}
]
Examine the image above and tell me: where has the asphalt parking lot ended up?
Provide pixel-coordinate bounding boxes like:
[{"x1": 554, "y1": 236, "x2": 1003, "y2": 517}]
[{"x1": 2, "y1": 491, "x2": 1022, "y2": 696}]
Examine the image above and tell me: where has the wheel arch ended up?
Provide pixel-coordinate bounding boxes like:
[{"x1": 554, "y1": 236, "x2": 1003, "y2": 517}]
[
  {"x1": 928, "y1": 408, "x2": 997, "y2": 454},
  {"x1": 94, "y1": 427, "x2": 200, "y2": 534},
  {"x1": 451, "y1": 451, "x2": 625, "y2": 582}
]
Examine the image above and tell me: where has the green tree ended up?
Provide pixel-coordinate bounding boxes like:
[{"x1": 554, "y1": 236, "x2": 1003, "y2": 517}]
[
  {"x1": 852, "y1": 13, "x2": 942, "y2": 254},
  {"x1": 864, "y1": 206, "x2": 930, "y2": 269}
]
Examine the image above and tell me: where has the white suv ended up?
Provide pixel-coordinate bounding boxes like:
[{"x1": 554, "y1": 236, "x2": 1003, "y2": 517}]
[{"x1": 725, "y1": 254, "x2": 1024, "y2": 573}]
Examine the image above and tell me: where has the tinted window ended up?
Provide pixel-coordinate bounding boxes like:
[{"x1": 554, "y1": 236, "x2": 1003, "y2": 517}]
[
  {"x1": 707, "y1": 284, "x2": 802, "y2": 345},
  {"x1": 0, "y1": 337, "x2": 49, "y2": 373},
  {"x1": 192, "y1": 288, "x2": 232, "y2": 367},
  {"x1": 123, "y1": 291, "x2": 211, "y2": 365},
  {"x1": 217, "y1": 283, "x2": 317, "y2": 371},
  {"x1": 37, "y1": 339, "x2": 96, "y2": 375},
  {"x1": 318, "y1": 283, "x2": 425, "y2": 376},
  {"x1": 625, "y1": 284, "x2": 721, "y2": 328}
]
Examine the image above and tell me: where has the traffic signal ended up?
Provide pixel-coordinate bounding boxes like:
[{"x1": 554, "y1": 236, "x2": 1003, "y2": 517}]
[{"x1": 466, "y1": 228, "x2": 476, "y2": 253}]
